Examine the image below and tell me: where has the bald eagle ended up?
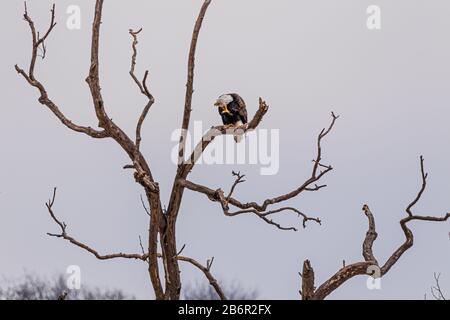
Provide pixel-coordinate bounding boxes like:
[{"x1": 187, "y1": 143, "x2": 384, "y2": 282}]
[{"x1": 214, "y1": 93, "x2": 248, "y2": 142}]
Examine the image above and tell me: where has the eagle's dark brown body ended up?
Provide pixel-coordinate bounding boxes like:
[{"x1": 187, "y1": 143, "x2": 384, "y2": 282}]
[{"x1": 216, "y1": 93, "x2": 248, "y2": 126}]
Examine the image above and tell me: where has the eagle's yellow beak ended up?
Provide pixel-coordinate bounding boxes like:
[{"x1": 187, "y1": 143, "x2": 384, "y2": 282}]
[{"x1": 215, "y1": 100, "x2": 232, "y2": 114}]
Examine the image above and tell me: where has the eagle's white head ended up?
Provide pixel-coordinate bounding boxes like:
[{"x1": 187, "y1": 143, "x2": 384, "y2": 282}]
[{"x1": 214, "y1": 94, "x2": 233, "y2": 108}]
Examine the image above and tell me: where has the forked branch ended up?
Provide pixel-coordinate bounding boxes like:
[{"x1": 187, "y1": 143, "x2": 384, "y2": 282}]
[
  {"x1": 15, "y1": 3, "x2": 108, "y2": 139},
  {"x1": 430, "y1": 273, "x2": 447, "y2": 300},
  {"x1": 46, "y1": 188, "x2": 147, "y2": 261},
  {"x1": 181, "y1": 112, "x2": 337, "y2": 231},
  {"x1": 129, "y1": 28, "x2": 155, "y2": 152},
  {"x1": 302, "y1": 156, "x2": 450, "y2": 300},
  {"x1": 157, "y1": 254, "x2": 227, "y2": 300}
]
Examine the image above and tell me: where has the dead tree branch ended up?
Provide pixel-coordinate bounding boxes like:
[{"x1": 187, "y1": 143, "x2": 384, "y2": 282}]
[
  {"x1": 178, "y1": 0, "x2": 213, "y2": 163},
  {"x1": 157, "y1": 254, "x2": 227, "y2": 301},
  {"x1": 129, "y1": 28, "x2": 155, "y2": 152},
  {"x1": 180, "y1": 112, "x2": 337, "y2": 231},
  {"x1": 300, "y1": 260, "x2": 315, "y2": 300},
  {"x1": 430, "y1": 273, "x2": 447, "y2": 300},
  {"x1": 46, "y1": 188, "x2": 147, "y2": 261},
  {"x1": 163, "y1": 0, "x2": 214, "y2": 299},
  {"x1": 180, "y1": 178, "x2": 321, "y2": 232},
  {"x1": 301, "y1": 156, "x2": 450, "y2": 300},
  {"x1": 14, "y1": 4, "x2": 107, "y2": 139}
]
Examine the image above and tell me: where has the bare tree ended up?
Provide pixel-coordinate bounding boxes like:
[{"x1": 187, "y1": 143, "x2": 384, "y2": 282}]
[
  {"x1": 15, "y1": 1, "x2": 335, "y2": 300},
  {"x1": 183, "y1": 281, "x2": 258, "y2": 300},
  {"x1": 428, "y1": 273, "x2": 447, "y2": 301},
  {"x1": 15, "y1": 1, "x2": 449, "y2": 301},
  {"x1": 0, "y1": 273, "x2": 132, "y2": 300},
  {"x1": 299, "y1": 157, "x2": 450, "y2": 300}
]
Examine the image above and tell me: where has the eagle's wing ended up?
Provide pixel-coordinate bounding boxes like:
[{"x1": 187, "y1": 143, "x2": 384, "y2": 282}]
[{"x1": 230, "y1": 93, "x2": 248, "y2": 124}]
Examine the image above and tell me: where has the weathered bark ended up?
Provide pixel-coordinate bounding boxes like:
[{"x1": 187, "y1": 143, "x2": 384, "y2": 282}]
[{"x1": 301, "y1": 260, "x2": 315, "y2": 300}]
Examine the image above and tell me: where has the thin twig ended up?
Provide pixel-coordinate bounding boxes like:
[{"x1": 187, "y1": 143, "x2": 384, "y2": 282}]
[
  {"x1": 140, "y1": 194, "x2": 151, "y2": 216},
  {"x1": 157, "y1": 253, "x2": 226, "y2": 300},
  {"x1": 129, "y1": 28, "x2": 155, "y2": 152},
  {"x1": 46, "y1": 188, "x2": 147, "y2": 261}
]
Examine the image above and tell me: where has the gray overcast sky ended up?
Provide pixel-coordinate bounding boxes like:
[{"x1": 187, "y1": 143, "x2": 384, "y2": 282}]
[{"x1": 1, "y1": 0, "x2": 449, "y2": 299}]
